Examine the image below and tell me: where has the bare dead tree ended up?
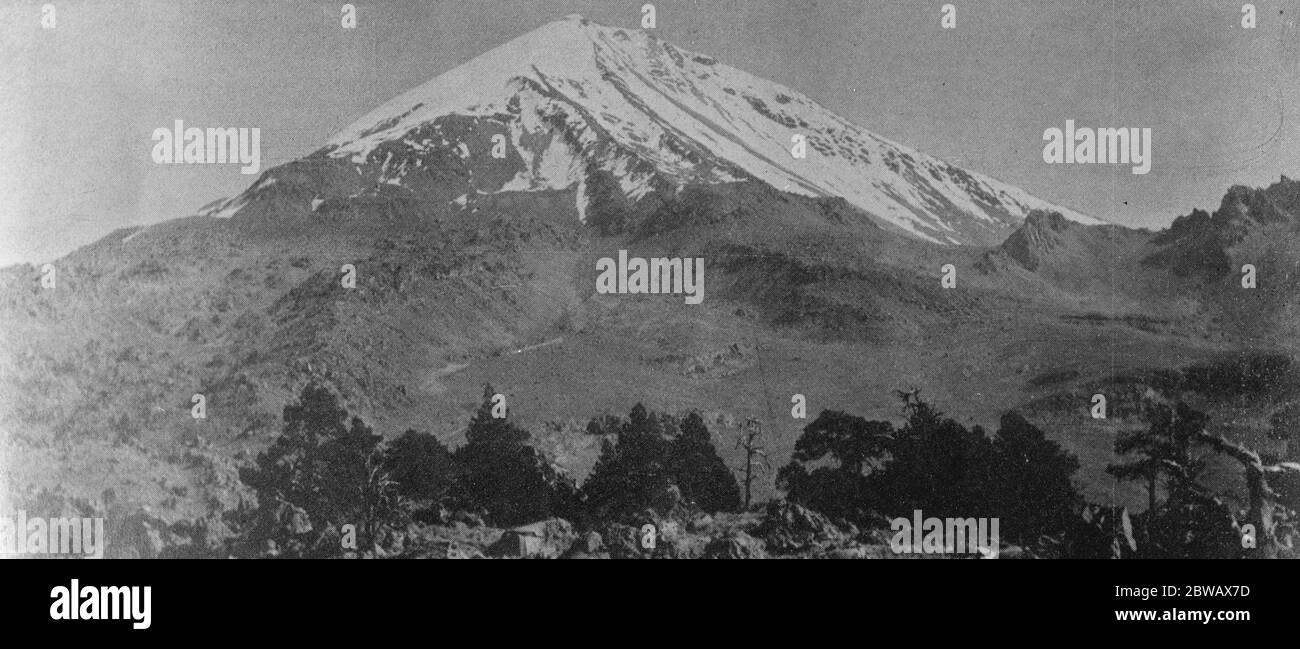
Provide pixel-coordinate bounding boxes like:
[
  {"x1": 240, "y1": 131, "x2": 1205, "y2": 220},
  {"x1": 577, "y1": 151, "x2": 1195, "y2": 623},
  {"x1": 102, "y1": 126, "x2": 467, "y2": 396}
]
[
  {"x1": 1190, "y1": 428, "x2": 1300, "y2": 557},
  {"x1": 1110, "y1": 401, "x2": 1300, "y2": 556},
  {"x1": 360, "y1": 448, "x2": 406, "y2": 556},
  {"x1": 735, "y1": 417, "x2": 771, "y2": 509}
]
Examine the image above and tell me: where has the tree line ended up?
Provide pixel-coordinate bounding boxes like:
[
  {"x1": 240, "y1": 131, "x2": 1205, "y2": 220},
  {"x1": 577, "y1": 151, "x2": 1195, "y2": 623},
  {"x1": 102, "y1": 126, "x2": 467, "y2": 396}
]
[{"x1": 226, "y1": 383, "x2": 1297, "y2": 558}]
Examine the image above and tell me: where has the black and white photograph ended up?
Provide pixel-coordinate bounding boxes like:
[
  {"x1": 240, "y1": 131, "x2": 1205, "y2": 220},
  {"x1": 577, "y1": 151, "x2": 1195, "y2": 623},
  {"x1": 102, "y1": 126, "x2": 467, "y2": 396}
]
[{"x1": 1, "y1": 0, "x2": 1297, "y2": 632}]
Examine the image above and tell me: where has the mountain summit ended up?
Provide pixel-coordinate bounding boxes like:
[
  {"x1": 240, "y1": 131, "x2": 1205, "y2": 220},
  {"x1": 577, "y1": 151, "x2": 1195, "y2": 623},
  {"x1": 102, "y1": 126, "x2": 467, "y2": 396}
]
[{"x1": 220, "y1": 15, "x2": 1100, "y2": 245}]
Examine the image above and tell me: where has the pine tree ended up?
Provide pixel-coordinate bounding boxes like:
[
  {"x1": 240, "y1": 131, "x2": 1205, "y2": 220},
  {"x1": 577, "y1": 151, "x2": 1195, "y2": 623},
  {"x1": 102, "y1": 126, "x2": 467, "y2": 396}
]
[
  {"x1": 581, "y1": 404, "x2": 674, "y2": 518},
  {"x1": 1110, "y1": 400, "x2": 1300, "y2": 557},
  {"x1": 452, "y1": 385, "x2": 575, "y2": 526},
  {"x1": 1106, "y1": 402, "x2": 1203, "y2": 547},
  {"x1": 672, "y1": 412, "x2": 741, "y2": 512},
  {"x1": 239, "y1": 383, "x2": 401, "y2": 555},
  {"x1": 582, "y1": 406, "x2": 741, "y2": 518},
  {"x1": 992, "y1": 412, "x2": 1081, "y2": 544},
  {"x1": 776, "y1": 409, "x2": 891, "y2": 522},
  {"x1": 384, "y1": 429, "x2": 457, "y2": 502}
]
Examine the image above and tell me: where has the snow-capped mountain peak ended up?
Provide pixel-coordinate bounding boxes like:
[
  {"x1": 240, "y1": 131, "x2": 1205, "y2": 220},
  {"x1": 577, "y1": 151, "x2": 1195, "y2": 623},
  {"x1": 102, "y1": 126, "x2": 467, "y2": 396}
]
[{"x1": 284, "y1": 15, "x2": 1102, "y2": 245}]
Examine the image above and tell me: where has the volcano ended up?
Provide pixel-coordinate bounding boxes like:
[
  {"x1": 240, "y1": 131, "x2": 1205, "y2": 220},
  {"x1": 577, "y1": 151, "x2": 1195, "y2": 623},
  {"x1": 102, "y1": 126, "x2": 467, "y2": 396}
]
[
  {"x1": 3, "y1": 15, "x2": 1295, "y2": 537},
  {"x1": 207, "y1": 14, "x2": 1099, "y2": 246}
]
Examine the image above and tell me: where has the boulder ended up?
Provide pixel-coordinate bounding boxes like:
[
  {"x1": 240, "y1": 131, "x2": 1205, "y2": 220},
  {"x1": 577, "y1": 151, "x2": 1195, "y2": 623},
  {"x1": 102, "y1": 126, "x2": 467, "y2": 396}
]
[
  {"x1": 601, "y1": 523, "x2": 645, "y2": 559},
  {"x1": 755, "y1": 500, "x2": 848, "y2": 555},
  {"x1": 998, "y1": 545, "x2": 1029, "y2": 559},
  {"x1": 686, "y1": 512, "x2": 715, "y2": 533},
  {"x1": 822, "y1": 546, "x2": 868, "y2": 559},
  {"x1": 703, "y1": 531, "x2": 767, "y2": 559},
  {"x1": 450, "y1": 510, "x2": 486, "y2": 528},
  {"x1": 286, "y1": 505, "x2": 313, "y2": 535},
  {"x1": 561, "y1": 530, "x2": 607, "y2": 559},
  {"x1": 487, "y1": 518, "x2": 576, "y2": 558},
  {"x1": 579, "y1": 531, "x2": 603, "y2": 554},
  {"x1": 653, "y1": 519, "x2": 708, "y2": 559}
]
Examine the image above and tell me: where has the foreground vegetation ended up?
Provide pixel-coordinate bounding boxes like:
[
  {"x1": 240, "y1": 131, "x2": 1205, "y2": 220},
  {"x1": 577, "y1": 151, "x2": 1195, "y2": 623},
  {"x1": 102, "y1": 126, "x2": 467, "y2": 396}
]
[{"x1": 196, "y1": 379, "x2": 1298, "y2": 559}]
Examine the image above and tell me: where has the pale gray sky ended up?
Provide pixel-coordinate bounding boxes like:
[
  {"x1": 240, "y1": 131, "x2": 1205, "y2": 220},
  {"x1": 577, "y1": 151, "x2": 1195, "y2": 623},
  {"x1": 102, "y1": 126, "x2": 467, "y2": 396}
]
[{"x1": 1, "y1": 0, "x2": 1296, "y2": 266}]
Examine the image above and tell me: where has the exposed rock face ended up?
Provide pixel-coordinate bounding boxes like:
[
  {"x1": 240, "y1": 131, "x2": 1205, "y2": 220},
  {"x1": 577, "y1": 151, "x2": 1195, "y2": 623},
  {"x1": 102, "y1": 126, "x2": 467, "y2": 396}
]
[
  {"x1": 754, "y1": 500, "x2": 850, "y2": 555},
  {"x1": 998, "y1": 210, "x2": 1070, "y2": 272},
  {"x1": 1143, "y1": 179, "x2": 1299, "y2": 280}
]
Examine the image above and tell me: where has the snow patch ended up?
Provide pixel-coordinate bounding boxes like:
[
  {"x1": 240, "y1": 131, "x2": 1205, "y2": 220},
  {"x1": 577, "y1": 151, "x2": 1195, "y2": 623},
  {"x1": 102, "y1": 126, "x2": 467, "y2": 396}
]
[{"x1": 316, "y1": 15, "x2": 1100, "y2": 243}]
